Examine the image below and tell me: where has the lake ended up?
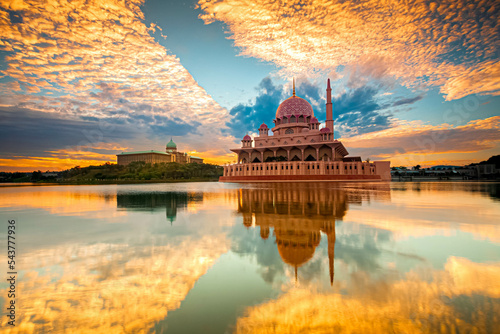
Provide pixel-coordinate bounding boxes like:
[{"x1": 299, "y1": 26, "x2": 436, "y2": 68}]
[{"x1": 0, "y1": 182, "x2": 499, "y2": 333}]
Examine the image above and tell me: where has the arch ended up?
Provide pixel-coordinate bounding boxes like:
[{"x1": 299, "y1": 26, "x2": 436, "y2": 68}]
[
  {"x1": 289, "y1": 147, "x2": 302, "y2": 161},
  {"x1": 319, "y1": 145, "x2": 332, "y2": 161},
  {"x1": 239, "y1": 151, "x2": 249, "y2": 163},
  {"x1": 290, "y1": 115, "x2": 296, "y2": 123},
  {"x1": 298, "y1": 115, "x2": 304, "y2": 123},
  {"x1": 285, "y1": 128, "x2": 294, "y2": 134},
  {"x1": 276, "y1": 148, "x2": 287, "y2": 160},
  {"x1": 282, "y1": 116, "x2": 288, "y2": 124},
  {"x1": 263, "y1": 149, "x2": 274, "y2": 162},
  {"x1": 304, "y1": 146, "x2": 317, "y2": 161},
  {"x1": 250, "y1": 151, "x2": 261, "y2": 162}
]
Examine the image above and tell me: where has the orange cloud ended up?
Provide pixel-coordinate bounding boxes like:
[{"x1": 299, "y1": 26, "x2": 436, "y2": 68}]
[
  {"x1": 342, "y1": 116, "x2": 500, "y2": 166},
  {"x1": 198, "y1": 0, "x2": 500, "y2": 100},
  {"x1": 0, "y1": 0, "x2": 236, "y2": 166}
]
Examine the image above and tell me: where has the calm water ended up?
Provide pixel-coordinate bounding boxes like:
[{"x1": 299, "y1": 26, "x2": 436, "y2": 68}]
[{"x1": 0, "y1": 182, "x2": 499, "y2": 333}]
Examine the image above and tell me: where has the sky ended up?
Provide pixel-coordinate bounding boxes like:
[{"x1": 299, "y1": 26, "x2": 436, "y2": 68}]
[{"x1": 0, "y1": 0, "x2": 499, "y2": 171}]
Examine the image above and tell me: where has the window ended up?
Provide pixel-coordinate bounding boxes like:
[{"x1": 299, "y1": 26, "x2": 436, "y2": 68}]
[{"x1": 285, "y1": 128, "x2": 294, "y2": 134}]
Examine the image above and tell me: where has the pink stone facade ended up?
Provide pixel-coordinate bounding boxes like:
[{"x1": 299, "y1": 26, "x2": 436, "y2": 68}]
[{"x1": 220, "y1": 79, "x2": 390, "y2": 182}]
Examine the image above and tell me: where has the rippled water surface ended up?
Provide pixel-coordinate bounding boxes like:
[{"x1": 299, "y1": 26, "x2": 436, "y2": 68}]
[{"x1": 1, "y1": 182, "x2": 499, "y2": 333}]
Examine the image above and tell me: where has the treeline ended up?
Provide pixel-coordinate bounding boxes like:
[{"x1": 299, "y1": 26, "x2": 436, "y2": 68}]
[
  {"x1": 61, "y1": 161, "x2": 223, "y2": 181},
  {"x1": 0, "y1": 171, "x2": 58, "y2": 182}
]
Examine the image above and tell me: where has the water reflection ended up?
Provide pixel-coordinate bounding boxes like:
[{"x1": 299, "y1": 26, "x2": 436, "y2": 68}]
[
  {"x1": 117, "y1": 191, "x2": 203, "y2": 223},
  {"x1": 0, "y1": 182, "x2": 498, "y2": 333},
  {"x1": 236, "y1": 184, "x2": 391, "y2": 285}
]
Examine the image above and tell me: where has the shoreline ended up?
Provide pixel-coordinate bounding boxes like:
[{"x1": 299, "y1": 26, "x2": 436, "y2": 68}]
[{"x1": 0, "y1": 178, "x2": 220, "y2": 187}]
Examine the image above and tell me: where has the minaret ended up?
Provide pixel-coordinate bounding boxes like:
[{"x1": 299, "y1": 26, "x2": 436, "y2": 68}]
[{"x1": 326, "y1": 79, "x2": 334, "y2": 135}]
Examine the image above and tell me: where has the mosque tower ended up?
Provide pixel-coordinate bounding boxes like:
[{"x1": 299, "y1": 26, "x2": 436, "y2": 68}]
[{"x1": 326, "y1": 78, "x2": 334, "y2": 136}]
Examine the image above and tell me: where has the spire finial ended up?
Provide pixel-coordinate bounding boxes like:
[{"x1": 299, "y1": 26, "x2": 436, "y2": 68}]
[
  {"x1": 293, "y1": 78, "x2": 295, "y2": 96},
  {"x1": 327, "y1": 78, "x2": 331, "y2": 89}
]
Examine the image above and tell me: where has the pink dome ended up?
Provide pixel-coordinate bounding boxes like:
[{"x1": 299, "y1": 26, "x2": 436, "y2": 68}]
[
  {"x1": 276, "y1": 96, "x2": 314, "y2": 119},
  {"x1": 259, "y1": 123, "x2": 268, "y2": 129},
  {"x1": 243, "y1": 134, "x2": 251, "y2": 141},
  {"x1": 310, "y1": 117, "x2": 319, "y2": 123},
  {"x1": 320, "y1": 127, "x2": 331, "y2": 133}
]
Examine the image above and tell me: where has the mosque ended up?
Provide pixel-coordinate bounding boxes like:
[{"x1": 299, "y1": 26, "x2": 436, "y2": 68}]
[
  {"x1": 219, "y1": 79, "x2": 390, "y2": 182},
  {"x1": 116, "y1": 138, "x2": 203, "y2": 165}
]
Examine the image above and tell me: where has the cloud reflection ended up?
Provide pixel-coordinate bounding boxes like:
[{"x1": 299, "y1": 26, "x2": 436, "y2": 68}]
[{"x1": 234, "y1": 257, "x2": 500, "y2": 333}]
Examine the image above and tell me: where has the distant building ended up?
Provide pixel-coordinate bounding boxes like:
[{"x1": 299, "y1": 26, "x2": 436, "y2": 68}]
[
  {"x1": 427, "y1": 165, "x2": 462, "y2": 171},
  {"x1": 476, "y1": 164, "x2": 500, "y2": 175},
  {"x1": 116, "y1": 139, "x2": 203, "y2": 166}
]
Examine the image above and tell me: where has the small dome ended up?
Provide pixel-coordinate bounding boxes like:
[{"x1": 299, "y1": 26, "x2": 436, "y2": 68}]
[
  {"x1": 310, "y1": 117, "x2": 319, "y2": 124},
  {"x1": 320, "y1": 127, "x2": 331, "y2": 133},
  {"x1": 243, "y1": 134, "x2": 252, "y2": 141},
  {"x1": 166, "y1": 138, "x2": 177, "y2": 148},
  {"x1": 259, "y1": 123, "x2": 268, "y2": 129},
  {"x1": 276, "y1": 96, "x2": 314, "y2": 119}
]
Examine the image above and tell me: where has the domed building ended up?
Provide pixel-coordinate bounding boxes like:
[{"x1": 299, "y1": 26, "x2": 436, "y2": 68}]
[
  {"x1": 116, "y1": 138, "x2": 203, "y2": 165},
  {"x1": 220, "y1": 79, "x2": 390, "y2": 182}
]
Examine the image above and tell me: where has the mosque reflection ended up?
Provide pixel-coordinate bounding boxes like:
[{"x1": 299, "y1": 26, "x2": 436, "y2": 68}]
[
  {"x1": 116, "y1": 191, "x2": 203, "y2": 223},
  {"x1": 237, "y1": 183, "x2": 390, "y2": 284}
]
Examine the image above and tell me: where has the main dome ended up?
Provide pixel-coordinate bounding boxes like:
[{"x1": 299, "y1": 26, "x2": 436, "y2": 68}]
[{"x1": 276, "y1": 96, "x2": 314, "y2": 119}]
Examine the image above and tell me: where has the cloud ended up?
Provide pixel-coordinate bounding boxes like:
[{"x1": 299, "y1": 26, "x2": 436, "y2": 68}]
[
  {"x1": 0, "y1": 0, "x2": 236, "y2": 168},
  {"x1": 392, "y1": 95, "x2": 424, "y2": 107},
  {"x1": 333, "y1": 86, "x2": 393, "y2": 137},
  {"x1": 342, "y1": 116, "x2": 500, "y2": 165},
  {"x1": 198, "y1": 0, "x2": 500, "y2": 100},
  {"x1": 228, "y1": 77, "x2": 283, "y2": 138}
]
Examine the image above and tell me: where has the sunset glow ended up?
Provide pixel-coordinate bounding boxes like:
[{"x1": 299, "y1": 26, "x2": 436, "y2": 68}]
[{"x1": 0, "y1": 0, "x2": 498, "y2": 170}]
